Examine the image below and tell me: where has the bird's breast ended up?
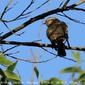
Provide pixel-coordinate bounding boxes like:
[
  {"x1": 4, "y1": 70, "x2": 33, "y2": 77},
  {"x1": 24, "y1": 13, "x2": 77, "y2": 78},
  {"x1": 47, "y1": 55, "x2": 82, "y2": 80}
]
[{"x1": 46, "y1": 25, "x2": 66, "y2": 42}]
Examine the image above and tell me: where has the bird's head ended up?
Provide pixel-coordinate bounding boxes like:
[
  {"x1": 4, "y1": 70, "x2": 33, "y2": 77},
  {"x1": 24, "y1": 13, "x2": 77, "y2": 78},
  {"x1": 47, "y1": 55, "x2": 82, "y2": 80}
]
[{"x1": 44, "y1": 17, "x2": 60, "y2": 26}]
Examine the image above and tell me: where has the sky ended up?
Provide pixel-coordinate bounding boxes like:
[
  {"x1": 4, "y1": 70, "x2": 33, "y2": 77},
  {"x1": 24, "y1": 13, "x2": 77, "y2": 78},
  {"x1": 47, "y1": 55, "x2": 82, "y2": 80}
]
[{"x1": 0, "y1": 0, "x2": 85, "y2": 85}]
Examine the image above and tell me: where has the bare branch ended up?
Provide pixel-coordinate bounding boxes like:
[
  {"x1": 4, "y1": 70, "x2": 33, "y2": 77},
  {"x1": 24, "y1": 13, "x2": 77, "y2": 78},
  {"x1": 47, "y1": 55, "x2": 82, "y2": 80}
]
[
  {"x1": 6, "y1": 55, "x2": 57, "y2": 63},
  {"x1": 5, "y1": 46, "x2": 76, "y2": 63},
  {"x1": 23, "y1": 0, "x2": 50, "y2": 16},
  {"x1": 14, "y1": 15, "x2": 30, "y2": 21},
  {"x1": 62, "y1": 0, "x2": 71, "y2": 8},
  {"x1": 7, "y1": 0, "x2": 35, "y2": 22},
  {"x1": 0, "y1": 0, "x2": 12, "y2": 19},
  {"x1": 6, "y1": 51, "x2": 20, "y2": 55},
  {"x1": 57, "y1": 13, "x2": 85, "y2": 24},
  {"x1": 41, "y1": 47, "x2": 76, "y2": 62},
  {"x1": 0, "y1": 40, "x2": 85, "y2": 51},
  {"x1": 6, "y1": 53, "x2": 76, "y2": 63},
  {"x1": 72, "y1": 7, "x2": 85, "y2": 12},
  {"x1": 2, "y1": 21, "x2": 25, "y2": 36},
  {"x1": 5, "y1": 1, "x2": 18, "y2": 13},
  {"x1": 3, "y1": 45, "x2": 19, "y2": 53}
]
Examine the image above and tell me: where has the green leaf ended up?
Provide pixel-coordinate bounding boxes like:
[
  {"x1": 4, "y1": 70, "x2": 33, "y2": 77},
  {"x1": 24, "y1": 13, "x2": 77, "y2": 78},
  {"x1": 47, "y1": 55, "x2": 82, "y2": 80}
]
[
  {"x1": 78, "y1": 72, "x2": 85, "y2": 80},
  {"x1": 0, "y1": 67, "x2": 21, "y2": 84},
  {"x1": 0, "y1": 69, "x2": 9, "y2": 85},
  {"x1": 34, "y1": 66, "x2": 39, "y2": 79},
  {"x1": 4, "y1": 71, "x2": 20, "y2": 81},
  {"x1": 0, "y1": 52, "x2": 13, "y2": 66},
  {"x1": 49, "y1": 77, "x2": 64, "y2": 85},
  {"x1": 6, "y1": 61, "x2": 18, "y2": 72},
  {"x1": 60, "y1": 66, "x2": 82, "y2": 73},
  {"x1": 0, "y1": 68, "x2": 6, "y2": 77},
  {"x1": 75, "y1": 72, "x2": 85, "y2": 85},
  {"x1": 40, "y1": 77, "x2": 64, "y2": 85},
  {"x1": 72, "y1": 52, "x2": 80, "y2": 64}
]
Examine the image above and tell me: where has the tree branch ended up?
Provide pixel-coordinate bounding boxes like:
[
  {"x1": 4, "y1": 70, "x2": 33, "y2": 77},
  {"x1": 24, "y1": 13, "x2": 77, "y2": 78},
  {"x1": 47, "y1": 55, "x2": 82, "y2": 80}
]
[{"x1": 0, "y1": 40, "x2": 85, "y2": 51}]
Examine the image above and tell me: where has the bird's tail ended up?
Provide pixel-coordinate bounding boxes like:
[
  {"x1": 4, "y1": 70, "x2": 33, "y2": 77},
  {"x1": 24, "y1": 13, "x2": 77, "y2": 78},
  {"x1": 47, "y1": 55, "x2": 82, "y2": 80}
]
[{"x1": 55, "y1": 41, "x2": 66, "y2": 57}]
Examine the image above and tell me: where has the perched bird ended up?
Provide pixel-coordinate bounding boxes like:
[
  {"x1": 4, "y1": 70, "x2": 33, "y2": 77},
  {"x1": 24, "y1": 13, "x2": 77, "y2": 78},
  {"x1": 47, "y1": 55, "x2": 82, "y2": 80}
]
[{"x1": 45, "y1": 17, "x2": 68, "y2": 57}]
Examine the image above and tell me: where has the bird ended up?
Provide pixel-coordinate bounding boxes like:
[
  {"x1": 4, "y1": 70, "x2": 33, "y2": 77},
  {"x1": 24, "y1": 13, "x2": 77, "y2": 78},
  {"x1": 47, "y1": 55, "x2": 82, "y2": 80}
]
[{"x1": 44, "y1": 17, "x2": 68, "y2": 57}]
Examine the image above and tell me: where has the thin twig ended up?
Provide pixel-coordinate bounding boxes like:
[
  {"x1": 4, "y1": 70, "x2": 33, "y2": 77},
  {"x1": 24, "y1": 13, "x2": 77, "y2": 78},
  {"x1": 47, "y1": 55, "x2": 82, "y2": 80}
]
[
  {"x1": 23, "y1": 0, "x2": 50, "y2": 16},
  {"x1": 6, "y1": 55, "x2": 57, "y2": 63},
  {"x1": 14, "y1": 15, "x2": 30, "y2": 21},
  {"x1": 31, "y1": 39, "x2": 42, "y2": 43},
  {"x1": 6, "y1": 48, "x2": 76, "y2": 63},
  {"x1": 5, "y1": 51, "x2": 20, "y2": 55},
  {"x1": 5, "y1": 1, "x2": 18, "y2": 13},
  {"x1": 7, "y1": 0, "x2": 35, "y2": 22},
  {"x1": 0, "y1": 0, "x2": 12, "y2": 19},
  {"x1": 2, "y1": 21, "x2": 25, "y2": 36},
  {"x1": 72, "y1": 7, "x2": 85, "y2": 12},
  {"x1": 41, "y1": 47, "x2": 76, "y2": 62},
  {"x1": 62, "y1": 12, "x2": 85, "y2": 24},
  {"x1": 62, "y1": 0, "x2": 71, "y2": 8},
  {"x1": 58, "y1": 0, "x2": 65, "y2": 8},
  {"x1": 57, "y1": 13, "x2": 85, "y2": 24},
  {"x1": 3, "y1": 45, "x2": 19, "y2": 53}
]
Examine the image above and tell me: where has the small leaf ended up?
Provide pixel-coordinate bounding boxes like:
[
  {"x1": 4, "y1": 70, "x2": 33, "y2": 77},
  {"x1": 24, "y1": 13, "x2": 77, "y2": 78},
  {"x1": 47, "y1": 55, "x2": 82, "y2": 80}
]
[
  {"x1": 78, "y1": 72, "x2": 85, "y2": 80},
  {"x1": 72, "y1": 52, "x2": 80, "y2": 64},
  {"x1": 40, "y1": 77, "x2": 64, "y2": 85},
  {"x1": 34, "y1": 66, "x2": 39, "y2": 79},
  {"x1": 0, "y1": 68, "x2": 6, "y2": 77},
  {"x1": 60, "y1": 66, "x2": 82, "y2": 73},
  {"x1": 0, "y1": 68, "x2": 21, "y2": 84},
  {"x1": 77, "y1": 72, "x2": 85, "y2": 85},
  {"x1": 49, "y1": 77, "x2": 64, "y2": 85},
  {"x1": 0, "y1": 69, "x2": 9, "y2": 85},
  {"x1": 0, "y1": 52, "x2": 13, "y2": 66},
  {"x1": 6, "y1": 61, "x2": 18, "y2": 72},
  {"x1": 4, "y1": 71, "x2": 20, "y2": 81}
]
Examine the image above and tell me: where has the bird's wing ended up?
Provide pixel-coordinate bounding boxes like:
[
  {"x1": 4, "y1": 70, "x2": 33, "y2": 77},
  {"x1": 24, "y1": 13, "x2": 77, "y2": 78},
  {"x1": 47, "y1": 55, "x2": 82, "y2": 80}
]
[
  {"x1": 60, "y1": 21, "x2": 68, "y2": 35},
  {"x1": 46, "y1": 26, "x2": 58, "y2": 42}
]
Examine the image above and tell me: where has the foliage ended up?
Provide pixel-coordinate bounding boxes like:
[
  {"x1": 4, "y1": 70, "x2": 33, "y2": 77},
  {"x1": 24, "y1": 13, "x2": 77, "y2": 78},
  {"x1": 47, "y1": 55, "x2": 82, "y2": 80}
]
[{"x1": 0, "y1": 53, "x2": 21, "y2": 85}]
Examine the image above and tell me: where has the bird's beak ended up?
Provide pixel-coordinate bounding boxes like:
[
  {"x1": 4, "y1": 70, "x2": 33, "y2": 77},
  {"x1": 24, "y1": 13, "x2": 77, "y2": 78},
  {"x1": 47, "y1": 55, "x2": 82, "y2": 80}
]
[
  {"x1": 43, "y1": 22, "x2": 46, "y2": 24},
  {"x1": 43, "y1": 22, "x2": 45, "y2": 24}
]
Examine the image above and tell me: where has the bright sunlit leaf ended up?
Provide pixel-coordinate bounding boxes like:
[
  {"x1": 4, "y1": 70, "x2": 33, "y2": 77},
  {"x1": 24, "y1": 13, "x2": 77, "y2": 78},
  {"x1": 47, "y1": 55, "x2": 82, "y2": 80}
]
[
  {"x1": 4, "y1": 71, "x2": 20, "y2": 81},
  {"x1": 6, "y1": 61, "x2": 18, "y2": 72},
  {"x1": 0, "y1": 52, "x2": 13, "y2": 66}
]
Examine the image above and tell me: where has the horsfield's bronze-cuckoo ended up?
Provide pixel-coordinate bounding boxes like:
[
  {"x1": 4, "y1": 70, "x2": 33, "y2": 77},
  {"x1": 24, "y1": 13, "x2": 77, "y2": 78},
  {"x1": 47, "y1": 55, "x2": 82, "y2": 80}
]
[{"x1": 45, "y1": 17, "x2": 68, "y2": 57}]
